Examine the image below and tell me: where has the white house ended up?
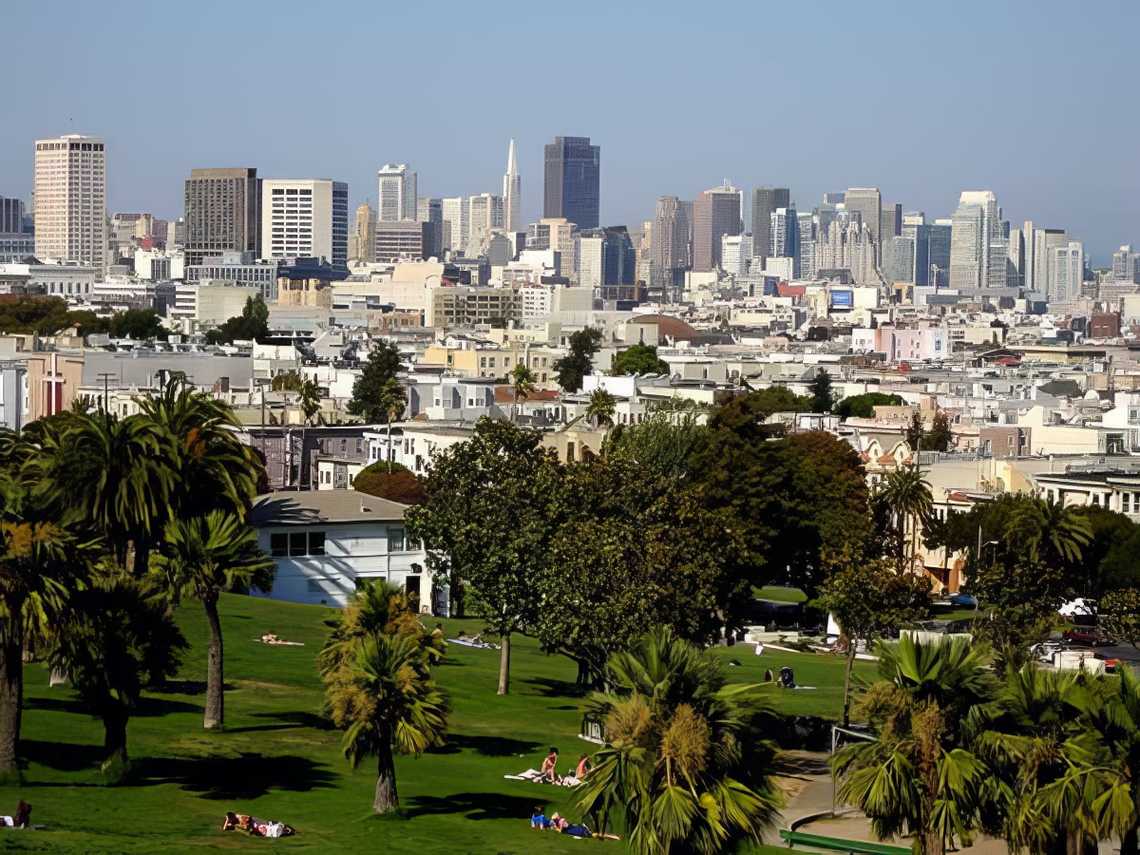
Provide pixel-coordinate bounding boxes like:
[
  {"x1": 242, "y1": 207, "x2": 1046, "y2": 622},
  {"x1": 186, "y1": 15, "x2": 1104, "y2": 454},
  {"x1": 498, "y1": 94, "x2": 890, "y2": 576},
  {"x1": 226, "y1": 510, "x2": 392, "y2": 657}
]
[{"x1": 250, "y1": 489, "x2": 439, "y2": 612}]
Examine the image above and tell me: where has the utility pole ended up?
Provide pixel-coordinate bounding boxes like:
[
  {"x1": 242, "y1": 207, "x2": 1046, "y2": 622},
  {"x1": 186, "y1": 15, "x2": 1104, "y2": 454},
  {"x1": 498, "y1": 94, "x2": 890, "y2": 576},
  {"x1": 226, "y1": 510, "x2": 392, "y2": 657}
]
[{"x1": 96, "y1": 372, "x2": 116, "y2": 413}]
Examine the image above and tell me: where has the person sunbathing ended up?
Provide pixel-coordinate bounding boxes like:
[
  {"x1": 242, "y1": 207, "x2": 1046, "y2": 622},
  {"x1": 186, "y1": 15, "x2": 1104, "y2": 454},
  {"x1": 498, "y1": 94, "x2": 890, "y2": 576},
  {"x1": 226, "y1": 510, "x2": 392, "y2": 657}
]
[{"x1": 0, "y1": 801, "x2": 30, "y2": 828}]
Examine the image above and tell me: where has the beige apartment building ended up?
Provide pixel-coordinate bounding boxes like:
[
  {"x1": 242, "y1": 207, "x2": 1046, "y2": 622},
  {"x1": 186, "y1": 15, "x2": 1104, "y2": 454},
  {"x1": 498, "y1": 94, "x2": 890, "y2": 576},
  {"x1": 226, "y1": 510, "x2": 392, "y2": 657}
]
[{"x1": 33, "y1": 135, "x2": 107, "y2": 274}]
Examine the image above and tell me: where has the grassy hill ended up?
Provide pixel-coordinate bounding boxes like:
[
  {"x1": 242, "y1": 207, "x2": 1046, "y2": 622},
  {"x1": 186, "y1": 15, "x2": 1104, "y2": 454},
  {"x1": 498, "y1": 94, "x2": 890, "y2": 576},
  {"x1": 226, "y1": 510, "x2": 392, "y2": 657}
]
[{"x1": 0, "y1": 594, "x2": 868, "y2": 852}]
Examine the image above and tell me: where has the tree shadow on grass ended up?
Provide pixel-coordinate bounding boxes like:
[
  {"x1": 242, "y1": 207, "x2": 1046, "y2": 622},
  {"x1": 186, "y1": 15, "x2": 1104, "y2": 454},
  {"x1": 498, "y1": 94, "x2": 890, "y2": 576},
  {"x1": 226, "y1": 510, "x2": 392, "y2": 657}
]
[
  {"x1": 149, "y1": 680, "x2": 237, "y2": 696},
  {"x1": 24, "y1": 695, "x2": 200, "y2": 718},
  {"x1": 522, "y1": 677, "x2": 584, "y2": 699},
  {"x1": 131, "y1": 752, "x2": 336, "y2": 799},
  {"x1": 226, "y1": 711, "x2": 334, "y2": 734},
  {"x1": 405, "y1": 791, "x2": 541, "y2": 821},
  {"x1": 20, "y1": 739, "x2": 107, "y2": 772},
  {"x1": 428, "y1": 734, "x2": 541, "y2": 757}
]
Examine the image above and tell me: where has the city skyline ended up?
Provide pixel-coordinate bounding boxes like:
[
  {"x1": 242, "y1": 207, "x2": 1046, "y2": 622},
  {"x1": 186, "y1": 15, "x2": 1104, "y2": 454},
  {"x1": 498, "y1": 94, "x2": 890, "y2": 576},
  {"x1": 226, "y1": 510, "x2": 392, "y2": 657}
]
[{"x1": 3, "y1": 1, "x2": 1137, "y2": 262}]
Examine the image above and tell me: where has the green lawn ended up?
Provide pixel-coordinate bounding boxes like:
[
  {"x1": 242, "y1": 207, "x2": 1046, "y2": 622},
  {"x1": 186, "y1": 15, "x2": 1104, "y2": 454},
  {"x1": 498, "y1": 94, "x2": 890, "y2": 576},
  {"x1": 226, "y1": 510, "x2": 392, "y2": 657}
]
[{"x1": 0, "y1": 594, "x2": 858, "y2": 852}]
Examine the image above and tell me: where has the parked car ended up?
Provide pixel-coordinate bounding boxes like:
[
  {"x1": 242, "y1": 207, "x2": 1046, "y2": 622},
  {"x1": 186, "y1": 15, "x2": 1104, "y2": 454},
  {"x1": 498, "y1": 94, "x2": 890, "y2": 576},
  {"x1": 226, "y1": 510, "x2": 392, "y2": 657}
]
[
  {"x1": 1062, "y1": 627, "x2": 1116, "y2": 647},
  {"x1": 947, "y1": 593, "x2": 978, "y2": 608}
]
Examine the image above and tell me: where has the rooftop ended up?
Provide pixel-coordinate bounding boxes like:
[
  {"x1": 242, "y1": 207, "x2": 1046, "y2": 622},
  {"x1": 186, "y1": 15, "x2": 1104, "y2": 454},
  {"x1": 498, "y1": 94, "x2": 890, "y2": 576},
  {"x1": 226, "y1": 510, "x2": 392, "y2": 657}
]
[{"x1": 250, "y1": 489, "x2": 409, "y2": 526}]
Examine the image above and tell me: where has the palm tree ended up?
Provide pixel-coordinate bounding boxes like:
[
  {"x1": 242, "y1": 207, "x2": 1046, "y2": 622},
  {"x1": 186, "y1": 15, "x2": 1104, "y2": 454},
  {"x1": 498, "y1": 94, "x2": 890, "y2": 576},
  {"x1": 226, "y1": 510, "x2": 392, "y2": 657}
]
[
  {"x1": 509, "y1": 363, "x2": 536, "y2": 423},
  {"x1": 297, "y1": 377, "x2": 321, "y2": 488},
  {"x1": 833, "y1": 635, "x2": 996, "y2": 855},
  {"x1": 1004, "y1": 498, "x2": 1092, "y2": 570},
  {"x1": 584, "y1": 388, "x2": 617, "y2": 428},
  {"x1": 1042, "y1": 666, "x2": 1140, "y2": 854},
  {"x1": 135, "y1": 376, "x2": 260, "y2": 520},
  {"x1": 880, "y1": 466, "x2": 934, "y2": 574},
  {"x1": 45, "y1": 410, "x2": 174, "y2": 573},
  {"x1": 0, "y1": 443, "x2": 92, "y2": 779},
  {"x1": 576, "y1": 627, "x2": 782, "y2": 852},
  {"x1": 49, "y1": 574, "x2": 186, "y2": 778},
  {"x1": 375, "y1": 378, "x2": 406, "y2": 474},
  {"x1": 320, "y1": 581, "x2": 448, "y2": 813},
  {"x1": 970, "y1": 666, "x2": 1092, "y2": 854},
  {"x1": 153, "y1": 512, "x2": 274, "y2": 730}
]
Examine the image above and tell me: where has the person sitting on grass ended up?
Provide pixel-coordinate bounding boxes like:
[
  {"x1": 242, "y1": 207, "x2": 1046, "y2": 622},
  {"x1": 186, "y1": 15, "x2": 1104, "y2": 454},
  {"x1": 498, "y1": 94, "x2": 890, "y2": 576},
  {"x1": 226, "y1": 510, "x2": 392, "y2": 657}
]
[
  {"x1": 530, "y1": 805, "x2": 551, "y2": 829},
  {"x1": 540, "y1": 747, "x2": 560, "y2": 784},
  {"x1": 574, "y1": 753, "x2": 591, "y2": 781},
  {"x1": 0, "y1": 801, "x2": 30, "y2": 828}
]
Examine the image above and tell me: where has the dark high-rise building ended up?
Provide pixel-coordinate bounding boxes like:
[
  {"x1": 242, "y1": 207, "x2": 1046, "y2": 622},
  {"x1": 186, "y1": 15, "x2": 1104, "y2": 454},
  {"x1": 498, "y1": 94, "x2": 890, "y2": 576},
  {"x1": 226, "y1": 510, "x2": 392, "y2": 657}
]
[
  {"x1": 692, "y1": 183, "x2": 742, "y2": 272},
  {"x1": 543, "y1": 136, "x2": 600, "y2": 230},
  {"x1": 879, "y1": 203, "x2": 902, "y2": 245},
  {"x1": 0, "y1": 196, "x2": 26, "y2": 234},
  {"x1": 651, "y1": 196, "x2": 691, "y2": 298},
  {"x1": 928, "y1": 220, "x2": 953, "y2": 287},
  {"x1": 183, "y1": 168, "x2": 260, "y2": 266},
  {"x1": 751, "y1": 187, "x2": 789, "y2": 260}
]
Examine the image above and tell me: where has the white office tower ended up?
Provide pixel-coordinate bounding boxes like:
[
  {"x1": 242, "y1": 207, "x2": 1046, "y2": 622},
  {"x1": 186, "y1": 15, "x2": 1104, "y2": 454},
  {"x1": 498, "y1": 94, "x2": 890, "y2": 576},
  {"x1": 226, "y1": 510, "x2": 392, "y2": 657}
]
[
  {"x1": 720, "y1": 233, "x2": 750, "y2": 276},
  {"x1": 466, "y1": 194, "x2": 504, "y2": 257},
  {"x1": 1050, "y1": 241, "x2": 1084, "y2": 304},
  {"x1": 33, "y1": 134, "x2": 107, "y2": 274},
  {"x1": 377, "y1": 164, "x2": 416, "y2": 221},
  {"x1": 260, "y1": 179, "x2": 349, "y2": 267},
  {"x1": 502, "y1": 139, "x2": 522, "y2": 233},
  {"x1": 1113, "y1": 245, "x2": 1140, "y2": 283},
  {"x1": 441, "y1": 196, "x2": 467, "y2": 254},
  {"x1": 577, "y1": 233, "x2": 604, "y2": 292},
  {"x1": 949, "y1": 191, "x2": 999, "y2": 289}
]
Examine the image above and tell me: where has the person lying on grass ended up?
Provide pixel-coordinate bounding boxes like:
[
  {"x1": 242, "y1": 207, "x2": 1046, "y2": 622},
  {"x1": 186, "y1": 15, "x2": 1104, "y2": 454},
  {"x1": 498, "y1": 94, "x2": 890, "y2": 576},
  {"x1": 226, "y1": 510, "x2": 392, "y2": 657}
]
[
  {"x1": 222, "y1": 811, "x2": 296, "y2": 838},
  {"x1": 528, "y1": 810, "x2": 619, "y2": 839},
  {"x1": 0, "y1": 801, "x2": 30, "y2": 828}
]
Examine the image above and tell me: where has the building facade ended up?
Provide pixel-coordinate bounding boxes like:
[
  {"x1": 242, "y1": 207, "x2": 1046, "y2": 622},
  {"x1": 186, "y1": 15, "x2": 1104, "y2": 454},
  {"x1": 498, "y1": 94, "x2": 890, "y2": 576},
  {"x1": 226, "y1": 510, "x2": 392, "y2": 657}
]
[
  {"x1": 33, "y1": 134, "x2": 107, "y2": 273},
  {"x1": 543, "y1": 136, "x2": 600, "y2": 230},
  {"x1": 691, "y1": 183, "x2": 742, "y2": 272},
  {"x1": 377, "y1": 163, "x2": 416, "y2": 222},
  {"x1": 750, "y1": 186, "x2": 789, "y2": 260},
  {"x1": 183, "y1": 167, "x2": 260, "y2": 267},
  {"x1": 260, "y1": 179, "x2": 348, "y2": 268}
]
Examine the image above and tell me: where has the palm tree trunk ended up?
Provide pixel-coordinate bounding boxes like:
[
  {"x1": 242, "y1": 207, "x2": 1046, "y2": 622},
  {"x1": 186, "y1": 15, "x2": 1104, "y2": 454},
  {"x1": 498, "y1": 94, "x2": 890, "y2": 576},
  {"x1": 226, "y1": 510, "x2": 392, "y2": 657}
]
[
  {"x1": 203, "y1": 594, "x2": 225, "y2": 730},
  {"x1": 103, "y1": 705, "x2": 129, "y2": 768},
  {"x1": 1064, "y1": 828, "x2": 1096, "y2": 855},
  {"x1": 373, "y1": 737, "x2": 399, "y2": 814},
  {"x1": 497, "y1": 631, "x2": 511, "y2": 696},
  {"x1": 0, "y1": 630, "x2": 23, "y2": 781},
  {"x1": 841, "y1": 643, "x2": 856, "y2": 727},
  {"x1": 921, "y1": 829, "x2": 945, "y2": 855},
  {"x1": 386, "y1": 412, "x2": 393, "y2": 474}
]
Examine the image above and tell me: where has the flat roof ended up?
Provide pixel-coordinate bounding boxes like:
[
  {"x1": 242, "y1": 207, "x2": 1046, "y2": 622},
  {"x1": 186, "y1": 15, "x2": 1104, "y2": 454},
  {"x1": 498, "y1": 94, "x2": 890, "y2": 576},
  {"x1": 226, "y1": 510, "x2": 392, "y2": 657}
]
[{"x1": 251, "y1": 489, "x2": 409, "y2": 526}]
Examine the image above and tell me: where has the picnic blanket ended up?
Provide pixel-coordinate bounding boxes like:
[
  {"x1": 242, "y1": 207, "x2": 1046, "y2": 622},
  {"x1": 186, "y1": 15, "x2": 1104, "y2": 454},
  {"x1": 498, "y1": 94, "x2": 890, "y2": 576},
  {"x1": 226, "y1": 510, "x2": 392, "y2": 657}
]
[
  {"x1": 504, "y1": 769, "x2": 580, "y2": 787},
  {"x1": 448, "y1": 638, "x2": 500, "y2": 650}
]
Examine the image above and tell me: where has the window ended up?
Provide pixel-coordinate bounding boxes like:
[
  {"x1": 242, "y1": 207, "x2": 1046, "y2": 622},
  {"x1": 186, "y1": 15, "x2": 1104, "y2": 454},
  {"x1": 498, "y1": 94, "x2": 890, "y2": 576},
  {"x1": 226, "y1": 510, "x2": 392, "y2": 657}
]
[
  {"x1": 289, "y1": 532, "x2": 308, "y2": 556},
  {"x1": 389, "y1": 527, "x2": 406, "y2": 552},
  {"x1": 1124, "y1": 493, "x2": 1131, "y2": 513},
  {"x1": 309, "y1": 532, "x2": 326, "y2": 556},
  {"x1": 271, "y1": 533, "x2": 288, "y2": 557}
]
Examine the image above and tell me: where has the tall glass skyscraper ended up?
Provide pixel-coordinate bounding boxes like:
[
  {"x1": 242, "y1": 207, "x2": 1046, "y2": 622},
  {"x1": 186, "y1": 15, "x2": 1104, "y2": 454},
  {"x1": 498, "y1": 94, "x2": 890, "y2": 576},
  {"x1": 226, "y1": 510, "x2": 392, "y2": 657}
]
[{"x1": 543, "y1": 136, "x2": 600, "y2": 230}]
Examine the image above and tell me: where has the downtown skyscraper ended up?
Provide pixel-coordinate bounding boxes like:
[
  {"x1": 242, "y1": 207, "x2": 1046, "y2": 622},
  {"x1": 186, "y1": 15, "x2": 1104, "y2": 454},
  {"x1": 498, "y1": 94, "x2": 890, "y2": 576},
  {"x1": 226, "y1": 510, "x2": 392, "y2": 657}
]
[
  {"x1": 651, "y1": 196, "x2": 692, "y2": 297},
  {"x1": 949, "y1": 191, "x2": 1000, "y2": 290},
  {"x1": 691, "y1": 182, "x2": 742, "y2": 272},
  {"x1": 377, "y1": 164, "x2": 416, "y2": 222},
  {"x1": 260, "y1": 179, "x2": 349, "y2": 268},
  {"x1": 502, "y1": 139, "x2": 521, "y2": 233},
  {"x1": 543, "y1": 136, "x2": 600, "y2": 230},
  {"x1": 33, "y1": 134, "x2": 107, "y2": 273},
  {"x1": 751, "y1": 187, "x2": 789, "y2": 260},
  {"x1": 183, "y1": 167, "x2": 259, "y2": 267}
]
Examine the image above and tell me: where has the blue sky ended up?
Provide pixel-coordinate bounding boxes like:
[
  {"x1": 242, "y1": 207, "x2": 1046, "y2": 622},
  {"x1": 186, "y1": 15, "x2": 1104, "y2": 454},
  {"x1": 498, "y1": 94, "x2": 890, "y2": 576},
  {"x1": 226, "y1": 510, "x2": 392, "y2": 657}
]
[{"x1": 3, "y1": 0, "x2": 1137, "y2": 262}]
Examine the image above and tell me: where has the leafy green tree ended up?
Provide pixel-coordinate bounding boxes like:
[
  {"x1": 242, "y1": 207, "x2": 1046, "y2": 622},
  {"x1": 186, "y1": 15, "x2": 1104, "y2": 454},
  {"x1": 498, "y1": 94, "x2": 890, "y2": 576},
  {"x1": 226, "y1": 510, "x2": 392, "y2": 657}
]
[
  {"x1": 969, "y1": 558, "x2": 1067, "y2": 677},
  {"x1": 271, "y1": 370, "x2": 304, "y2": 392},
  {"x1": 205, "y1": 295, "x2": 269, "y2": 344},
  {"x1": 320, "y1": 581, "x2": 448, "y2": 813},
  {"x1": 602, "y1": 408, "x2": 709, "y2": 481},
  {"x1": 583, "y1": 387, "x2": 616, "y2": 427},
  {"x1": 554, "y1": 327, "x2": 602, "y2": 392},
  {"x1": 817, "y1": 547, "x2": 930, "y2": 726},
  {"x1": 406, "y1": 419, "x2": 562, "y2": 694},
  {"x1": 925, "y1": 411, "x2": 953, "y2": 452},
  {"x1": 809, "y1": 368, "x2": 834, "y2": 413},
  {"x1": 352, "y1": 462, "x2": 427, "y2": 504},
  {"x1": 835, "y1": 392, "x2": 905, "y2": 419},
  {"x1": 509, "y1": 363, "x2": 536, "y2": 421},
  {"x1": 0, "y1": 296, "x2": 72, "y2": 334},
  {"x1": 1100, "y1": 588, "x2": 1140, "y2": 648},
  {"x1": 536, "y1": 458, "x2": 749, "y2": 687},
  {"x1": 1066, "y1": 505, "x2": 1136, "y2": 597},
  {"x1": 299, "y1": 377, "x2": 321, "y2": 426},
  {"x1": 611, "y1": 343, "x2": 669, "y2": 376},
  {"x1": 153, "y1": 512, "x2": 274, "y2": 730},
  {"x1": 348, "y1": 342, "x2": 405, "y2": 425},
  {"x1": 49, "y1": 575, "x2": 187, "y2": 778},
  {"x1": 108, "y1": 308, "x2": 165, "y2": 340},
  {"x1": 576, "y1": 628, "x2": 782, "y2": 852},
  {"x1": 706, "y1": 387, "x2": 812, "y2": 436},
  {"x1": 833, "y1": 636, "x2": 997, "y2": 855}
]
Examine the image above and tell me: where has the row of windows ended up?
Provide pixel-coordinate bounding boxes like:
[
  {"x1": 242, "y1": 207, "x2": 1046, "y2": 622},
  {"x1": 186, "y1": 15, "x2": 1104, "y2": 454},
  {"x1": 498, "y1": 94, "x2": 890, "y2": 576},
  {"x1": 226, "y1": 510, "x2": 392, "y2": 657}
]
[{"x1": 269, "y1": 528, "x2": 416, "y2": 557}]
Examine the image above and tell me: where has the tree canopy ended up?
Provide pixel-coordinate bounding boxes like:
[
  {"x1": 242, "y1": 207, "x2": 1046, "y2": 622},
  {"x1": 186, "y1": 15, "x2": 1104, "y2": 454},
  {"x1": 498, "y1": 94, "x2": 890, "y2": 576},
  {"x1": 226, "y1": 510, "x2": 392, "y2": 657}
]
[
  {"x1": 347, "y1": 342, "x2": 405, "y2": 424},
  {"x1": 554, "y1": 327, "x2": 602, "y2": 392},
  {"x1": 205, "y1": 295, "x2": 269, "y2": 344},
  {"x1": 835, "y1": 391, "x2": 905, "y2": 419},
  {"x1": 611, "y1": 343, "x2": 669, "y2": 377}
]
